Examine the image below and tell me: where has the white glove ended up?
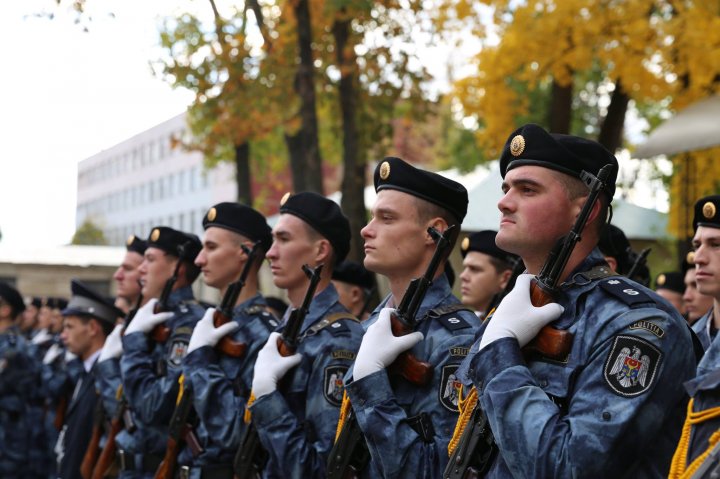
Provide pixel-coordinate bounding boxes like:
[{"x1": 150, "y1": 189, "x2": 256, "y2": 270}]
[
  {"x1": 43, "y1": 343, "x2": 64, "y2": 365},
  {"x1": 64, "y1": 351, "x2": 77, "y2": 363},
  {"x1": 124, "y1": 298, "x2": 174, "y2": 335},
  {"x1": 479, "y1": 274, "x2": 565, "y2": 351},
  {"x1": 32, "y1": 329, "x2": 52, "y2": 345},
  {"x1": 353, "y1": 307, "x2": 424, "y2": 381},
  {"x1": 188, "y1": 308, "x2": 240, "y2": 354},
  {"x1": 99, "y1": 324, "x2": 124, "y2": 362},
  {"x1": 251, "y1": 332, "x2": 302, "y2": 399}
]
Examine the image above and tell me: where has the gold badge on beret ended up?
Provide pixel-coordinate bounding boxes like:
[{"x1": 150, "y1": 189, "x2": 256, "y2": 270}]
[
  {"x1": 126, "y1": 235, "x2": 135, "y2": 246},
  {"x1": 151, "y1": 228, "x2": 160, "y2": 242},
  {"x1": 657, "y1": 274, "x2": 666, "y2": 286},
  {"x1": 280, "y1": 192, "x2": 291, "y2": 206},
  {"x1": 510, "y1": 135, "x2": 525, "y2": 157},
  {"x1": 461, "y1": 237, "x2": 470, "y2": 251},
  {"x1": 703, "y1": 201, "x2": 717, "y2": 220},
  {"x1": 207, "y1": 207, "x2": 217, "y2": 222},
  {"x1": 687, "y1": 251, "x2": 696, "y2": 264},
  {"x1": 379, "y1": 161, "x2": 391, "y2": 180}
]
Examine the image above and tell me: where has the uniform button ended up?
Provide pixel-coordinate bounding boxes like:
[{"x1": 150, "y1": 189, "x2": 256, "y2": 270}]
[{"x1": 602, "y1": 411, "x2": 611, "y2": 421}]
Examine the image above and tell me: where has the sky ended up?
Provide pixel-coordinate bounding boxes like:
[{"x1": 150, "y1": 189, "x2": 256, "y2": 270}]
[{"x1": 0, "y1": 1, "x2": 195, "y2": 248}]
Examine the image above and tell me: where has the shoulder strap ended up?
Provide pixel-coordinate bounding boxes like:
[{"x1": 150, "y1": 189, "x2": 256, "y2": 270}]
[
  {"x1": 425, "y1": 303, "x2": 475, "y2": 318},
  {"x1": 305, "y1": 312, "x2": 358, "y2": 337}
]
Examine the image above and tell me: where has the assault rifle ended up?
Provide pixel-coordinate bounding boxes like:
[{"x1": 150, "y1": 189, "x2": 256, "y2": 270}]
[
  {"x1": 151, "y1": 242, "x2": 192, "y2": 343},
  {"x1": 234, "y1": 263, "x2": 324, "y2": 479},
  {"x1": 486, "y1": 256, "x2": 525, "y2": 316},
  {"x1": 626, "y1": 247, "x2": 651, "y2": 283},
  {"x1": 327, "y1": 225, "x2": 456, "y2": 479},
  {"x1": 213, "y1": 241, "x2": 262, "y2": 358},
  {"x1": 90, "y1": 291, "x2": 143, "y2": 479},
  {"x1": 444, "y1": 164, "x2": 614, "y2": 479},
  {"x1": 80, "y1": 399, "x2": 105, "y2": 479}
]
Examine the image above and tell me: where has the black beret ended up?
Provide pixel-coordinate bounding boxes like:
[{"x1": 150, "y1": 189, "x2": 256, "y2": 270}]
[
  {"x1": 147, "y1": 226, "x2": 202, "y2": 261},
  {"x1": 373, "y1": 157, "x2": 468, "y2": 223},
  {"x1": 460, "y1": 230, "x2": 516, "y2": 265},
  {"x1": 499, "y1": 124, "x2": 618, "y2": 198},
  {"x1": 62, "y1": 280, "x2": 122, "y2": 325},
  {"x1": 655, "y1": 272, "x2": 685, "y2": 294},
  {"x1": 279, "y1": 192, "x2": 351, "y2": 263},
  {"x1": 693, "y1": 195, "x2": 720, "y2": 231},
  {"x1": 125, "y1": 234, "x2": 148, "y2": 255},
  {"x1": 0, "y1": 282, "x2": 25, "y2": 316},
  {"x1": 203, "y1": 202, "x2": 272, "y2": 252},
  {"x1": 332, "y1": 261, "x2": 374, "y2": 290},
  {"x1": 598, "y1": 224, "x2": 633, "y2": 273},
  {"x1": 31, "y1": 297, "x2": 43, "y2": 309}
]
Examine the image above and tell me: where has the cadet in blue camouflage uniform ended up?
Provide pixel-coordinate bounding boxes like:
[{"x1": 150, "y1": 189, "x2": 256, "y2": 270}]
[
  {"x1": 452, "y1": 124, "x2": 695, "y2": 478},
  {"x1": 688, "y1": 252, "x2": 715, "y2": 351},
  {"x1": 339, "y1": 157, "x2": 480, "y2": 478},
  {"x1": 118, "y1": 226, "x2": 204, "y2": 478},
  {"x1": 670, "y1": 195, "x2": 720, "y2": 476},
  {"x1": 0, "y1": 282, "x2": 39, "y2": 478},
  {"x1": 248, "y1": 192, "x2": 363, "y2": 478},
  {"x1": 176, "y1": 202, "x2": 278, "y2": 476}
]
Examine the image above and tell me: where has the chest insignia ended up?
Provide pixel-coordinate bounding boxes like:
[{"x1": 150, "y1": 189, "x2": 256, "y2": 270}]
[
  {"x1": 603, "y1": 335, "x2": 662, "y2": 397},
  {"x1": 449, "y1": 347, "x2": 470, "y2": 358},
  {"x1": 439, "y1": 364, "x2": 462, "y2": 412},
  {"x1": 331, "y1": 350, "x2": 356, "y2": 361},
  {"x1": 323, "y1": 365, "x2": 347, "y2": 407},
  {"x1": 629, "y1": 320, "x2": 665, "y2": 339},
  {"x1": 167, "y1": 338, "x2": 189, "y2": 367}
]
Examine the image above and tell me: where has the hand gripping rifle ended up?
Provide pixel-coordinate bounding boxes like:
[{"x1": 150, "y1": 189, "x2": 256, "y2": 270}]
[
  {"x1": 327, "y1": 225, "x2": 457, "y2": 479},
  {"x1": 444, "y1": 164, "x2": 614, "y2": 479},
  {"x1": 234, "y1": 263, "x2": 324, "y2": 479},
  {"x1": 213, "y1": 241, "x2": 263, "y2": 358},
  {"x1": 151, "y1": 242, "x2": 192, "y2": 343},
  {"x1": 90, "y1": 291, "x2": 143, "y2": 479}
]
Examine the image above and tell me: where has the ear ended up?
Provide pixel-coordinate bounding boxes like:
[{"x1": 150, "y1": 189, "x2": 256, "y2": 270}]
[
  {"x1": 605, "y1": 255, "x2": 618, "y2": 272},
  {"x1": 315, "y1": 238, "x2": 332, "y2": 265},
  {"x1": 350, "y1": 285, "x2": 363, "y2": 303},
  {"x1": 498, "y1": 268, "x2": 513, "y2": 291},
  {"x1": 88, "y1": 318, "x2": 103, "y2": 338},
  {"x1": 425, "y1": 217, "x2": 450, "y2": 246}
]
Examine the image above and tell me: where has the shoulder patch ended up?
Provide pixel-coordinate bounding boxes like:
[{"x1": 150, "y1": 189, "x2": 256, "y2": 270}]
[
  {"x1": 323, "y1": 365, "x2": 348, "y2": 406},
  {"x1": 603, "y1": 335, "x2": 662, "y2": 397},
  {"x1": 167, "y1": 338, "x2": 189, "y2": 367},
  {"x1": 439, "y1": 364, "x2": 462, "y2": 411},
  {"x1": 449, "y1": 347, "x2": 470, "y2": 358},
  {"x1": 629, "y1": 320, "x2": 665, "y2": 339},
  {"x1": 437, "y1": 315, "x2": 471, "y2": 331},
  {"x1": 331, "y1": 350, "x2": 356, "y2": 361},
  {"x1": 599, "y1": 278, "x2": 654, "y2": 306}
]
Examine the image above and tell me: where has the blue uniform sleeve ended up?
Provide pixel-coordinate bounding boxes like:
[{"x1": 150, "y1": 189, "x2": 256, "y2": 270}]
[
  {"x1": 345, "y1": 332, "x2": 468, "y2": 479},
  {"x1": 250, "y1": 338, "x2": 354, "y2": 477},
  {"x1": 472, "y1": 309, "x2": 694, "y2": 477},
  {"x1": 94, "y1": 358, "x2": 122, "y2": 418},
  {"x1": 120, "y1": 331, "x2": 182, "y2": 426}
]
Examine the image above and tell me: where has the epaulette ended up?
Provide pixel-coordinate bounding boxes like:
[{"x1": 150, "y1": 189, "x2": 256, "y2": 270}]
[
  {"x1": 598, "y1": 277, "x2": 655, "y2": 307},
  {"x1": 425, "y1": 303, "x2": 474, "y2": 331},
  {"x1": 243, "y1": 304, "x2": 280, "y2": 330},
  {"x1": 304, "y1": 312, "x2": 358, "y2": 337}
]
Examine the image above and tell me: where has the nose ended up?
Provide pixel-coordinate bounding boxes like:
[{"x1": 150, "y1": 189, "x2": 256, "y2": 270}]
[
  {"x1": 498, "y1": 190, "x2": 514, "y2": 215},
  {"x1": 266, "y1": 241, "x2": 278, "y2": 261},
  {"x1": 195, "y1": 250, "x2": 207, "y2": 267},
  {"x1": 361, "y1": 219, "x2": 374, "y2": 240},
  {"x1": 113, "y1": 267, "x2": 123, "y2": 281}
]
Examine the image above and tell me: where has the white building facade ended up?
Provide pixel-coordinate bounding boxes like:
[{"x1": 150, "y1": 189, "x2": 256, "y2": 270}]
[{"x1": 76, "y1": 113, "x2": 236, "y2": 245}]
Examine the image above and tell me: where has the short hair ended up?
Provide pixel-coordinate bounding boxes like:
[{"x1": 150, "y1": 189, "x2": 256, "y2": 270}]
[
  {"x1": 550, "y1": 170, "x2": 609, "y2": 236},
  {"x1": 77, "y1": 315, "x2": 114, "y2": 337},
  {"x1": 301, "y1": 222, "x2": 337, "y2": 270},
  {"x1": 488, "y1": 255, "x2": 513, "y2": 274},
  {"x1": 412, "y1": 197, "x2": 461, "y2": 248}
]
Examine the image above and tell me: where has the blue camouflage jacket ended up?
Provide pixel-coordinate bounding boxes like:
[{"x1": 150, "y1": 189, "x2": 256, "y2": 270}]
[
  {"x1": 118, "y1": 286, "x2": 204, "y2": 457},
  {"x1": 691, "y1": 308, "x2": 714, "y2": 352},
  {"x1": 684, "y1": 308, "x2": 720, "y2": 465},
  {"x1": 249, "y1": 283, "x2": 363, "y2": 478},
  {"x1": 180, "y1": 293, "x2": 279, "y2": 466},
  {"x1": 457, "y1": 248, "x2": 695, "y2": 478},
  {"x1": 0, "y1": 326, "x2": 39, "y2": 476},
  {"x1": 344, "y1": 275, "x2": 480, "y2": 479}
]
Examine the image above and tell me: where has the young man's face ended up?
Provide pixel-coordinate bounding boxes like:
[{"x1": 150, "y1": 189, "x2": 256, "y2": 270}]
[
  {"x1": 459, "y1": 252, "x2": 509, "y2": 312},
  {"x1": 113, "y1": 251, "x2": 144, "y2": 302},
  {"x1": 683, "y1": 268, "x2": 714, "y2": 323},
  {"x1": 195, "y1": 227, "x2": 247, "y2": 290},
  {"x1": 61, "y1": 315, "x2": 93, "y2": 357},
  {"x1": 139, "y1": 247, "x2": 178, "y2": 299},
  {"x1": 266, "y1": 214, "x2": 321, "y2": 290},
  {"x1": 496, "y1": 165, "x2": 583, "y2": 262},
  {"x1": 361, "y1": 189, "x2": 430, "y2": 278},
  {"x1": 692, "y1": 225, "x2": 720, "y2": 300},
  {"x1": 37, "y1": 305, "x2": 53, "y2": 330}
]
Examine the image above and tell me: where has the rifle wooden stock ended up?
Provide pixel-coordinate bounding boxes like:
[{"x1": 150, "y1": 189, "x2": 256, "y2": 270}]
[
  {"x1": 54, "y1": 395, "x2": 68, "y2": 430},
  {"x1": 81, "y1": 410, "x2": 103, "y2": 479},
  {"x1": 150, "y1": 296, "x2": 171, "y2": 343},
  {"x1": 277, "y1": 336, "x2": 296, "y2": 358},
  {"x1": 214, "y1": 310, "x2": 247, "y2": 358},
  {"x1": 388, "y1": 314, "x2": 432, "y2": 386},
  {"x1": 522, "y1": 281, "x2": 573, "y2": 361},
  {"x1": 154, "y1": 436, "x2": 181, "y2": 479},
  {"x1": 91, "y1": 412, "x2": 123, "y2": 479}
]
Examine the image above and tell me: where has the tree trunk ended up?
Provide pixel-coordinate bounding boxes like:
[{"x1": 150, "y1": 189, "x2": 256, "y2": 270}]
[
  {"x1": 548, "y1": 78, "x2": 572, "y2": 134},
  {"x1": 333, "y1": 18, "x2": 365, "y2": 263},
  {"x1": 597, "y1": 79, "x2": 630, "y2": 153},
  {"x1": 286, "y1": 0, "x2": 323, "y2": 194},
  {"x1": 234, "y1": 142, "x2": 252, "y2": 205}
]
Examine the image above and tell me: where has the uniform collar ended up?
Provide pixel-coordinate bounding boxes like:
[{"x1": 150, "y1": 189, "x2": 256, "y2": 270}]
[
  {"x1": 298, "y1": 283, "x2": 341, "y2": 333},
  {"x1": 232, "y1": 293, "x2": 265, "y2": 314},
  {"x1": 168, "y1": 285, "x2": 195, "y2": 307},
  {"x1": 373, "y1": 274, "x2": 455, "y2": 324}
]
